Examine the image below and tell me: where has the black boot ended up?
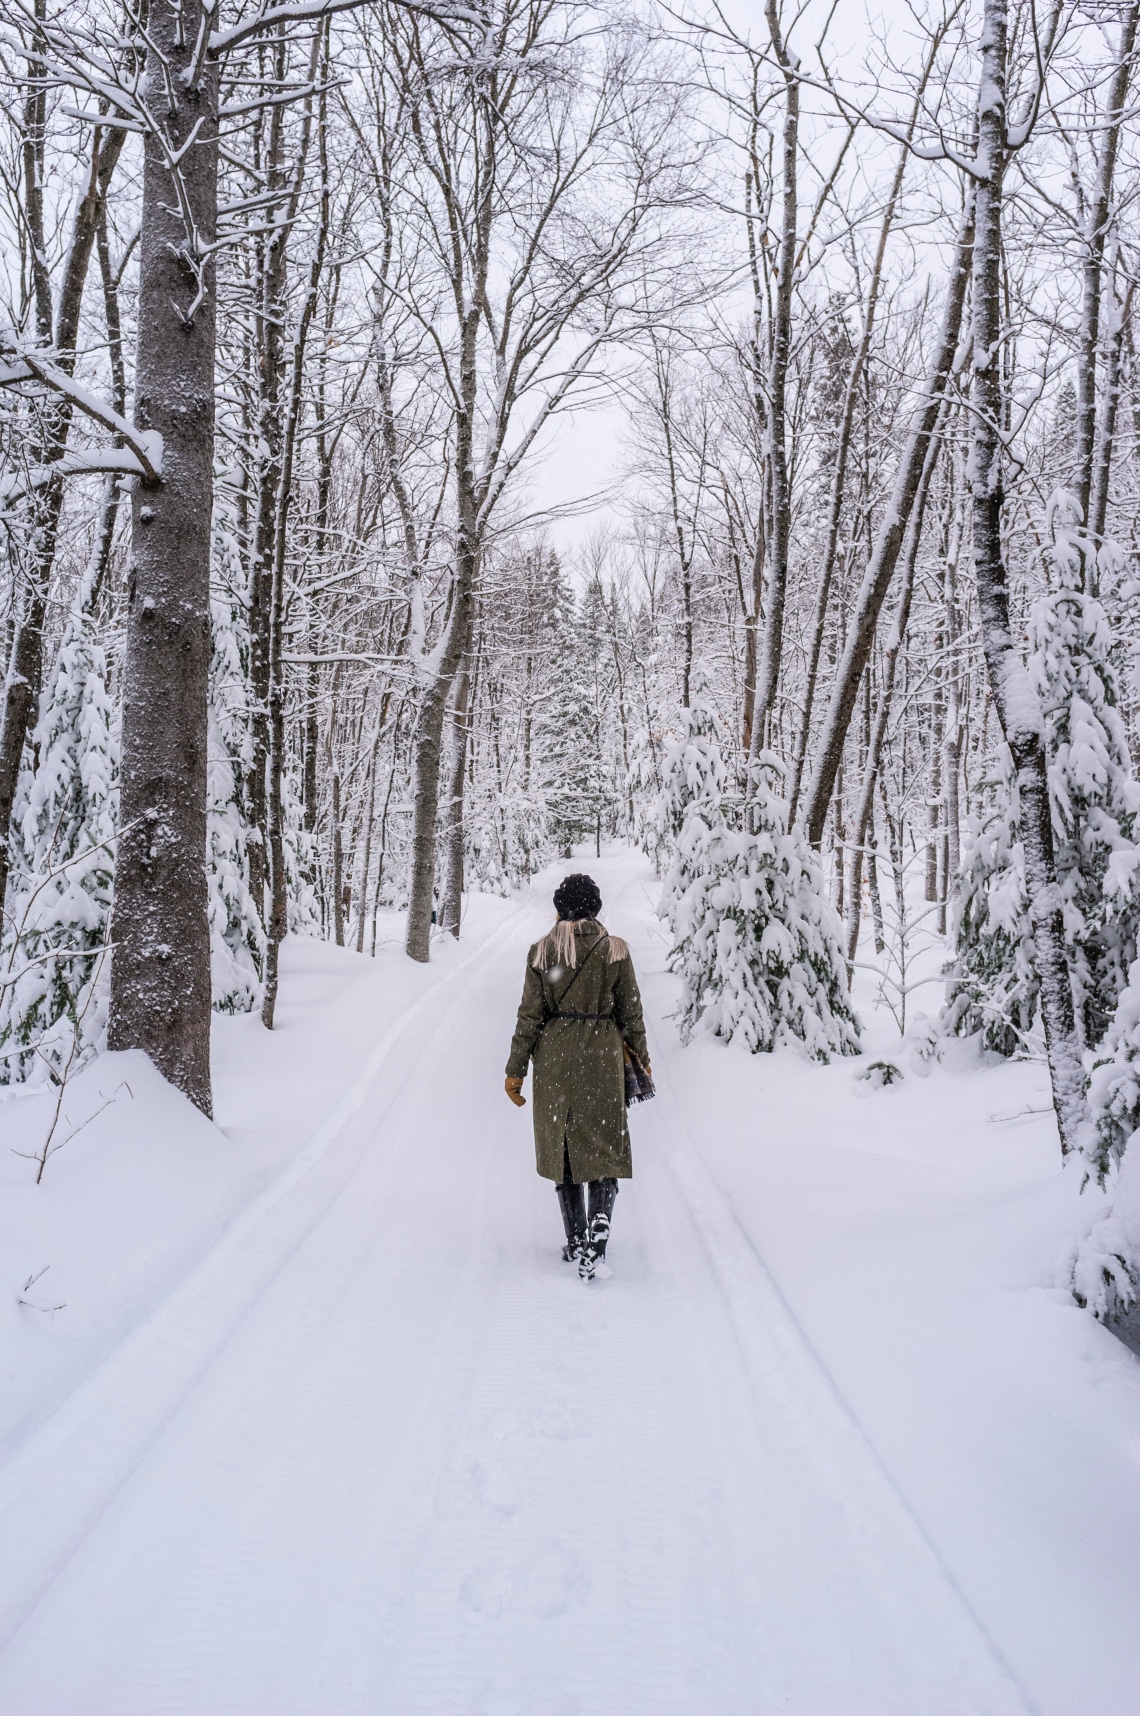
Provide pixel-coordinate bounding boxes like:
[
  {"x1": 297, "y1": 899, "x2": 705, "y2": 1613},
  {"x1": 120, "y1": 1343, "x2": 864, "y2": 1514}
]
[
  {"x1": 580, "y1": 1178, "x2": 618, "y2": 1280},
  {"x1": 555, "y1": 1180, "x2": 586, "y2": 1262}
]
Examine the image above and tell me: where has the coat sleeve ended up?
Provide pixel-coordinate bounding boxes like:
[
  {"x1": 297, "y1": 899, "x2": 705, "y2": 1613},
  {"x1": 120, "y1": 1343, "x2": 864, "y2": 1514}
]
[
  {"x1": 506, "y1": 953, "x2": 547, "y2": 1079},
  {"x1": 612, "y1": 955, "x2": 649, "y2": 1065}
]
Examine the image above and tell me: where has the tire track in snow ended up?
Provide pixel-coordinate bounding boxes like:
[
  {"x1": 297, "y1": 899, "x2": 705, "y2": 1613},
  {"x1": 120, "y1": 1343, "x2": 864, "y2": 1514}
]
[
  {"x1": 370, "y1": 1068, "x2": 771, "y2": 1715},
  {"x1": 644, "y1": 1008, "x2": 1038, "y2": 1714},
  {"x1": 0, "y1": 853, "x2": 1042, "y2": 1713},
  {"x1": 0, "y1": 896, "x2": 539, "y2": 1659}
]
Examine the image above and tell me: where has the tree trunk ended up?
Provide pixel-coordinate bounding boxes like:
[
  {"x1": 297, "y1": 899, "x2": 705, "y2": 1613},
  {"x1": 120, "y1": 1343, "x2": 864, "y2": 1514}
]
[
  {"x1": 261, "y1": 49, "x2": 328, "y2": 1029},
  {"x1": 787, "y1": 121, "x2": 917, "y2": 820},
  {"x1": 748, "y1": 7, "x2": 798, "y2": 765},
  {"x1": 1075, "y1": 0, "x2": 1139, "y2": 532},
  {"x1": 740, "y1": 527, "x2": 764, "y2": 758},
  {"x1": 260, "y1": 567, "x2": 288, "y2": 1028},
  {"x1": 941, "y1": 530, "x2": 962, "y2": 928},
  {"x1": 1090, "y1": 272, "x2": 1132, "y2": 554},
  {"x1": 926, "y1": 629, "x2": 943, "y2": 905},
  {"x1": 84, "y1": 201, "x2": 129, "y2": 614},
  {"x1": 969, "y1": 0, "x2": 1085, "y2": 1155},
  {"x1": 844, "y1": 411, "x2": 940, "y2": 968},
  {"x1": 355, "y1": 739, "x2": 379, "y2": 953},
  {"x1": 440, "y1": 644, "x2": 473, "y2": 937},
  {"x1": 331, "y1": 769, "x2": 345, "y2": 947},
  {"x1": 801, "y1": 200, "x2": 973, "y2": 846},
  {"x1": 247, "y1": 42, "x2": 291, "y2": 929},
  {"x1": 404, "y1": 547, "x2": 475, "y2": 960},
  {"x1": 108, "y1": 4, "x2": 217, "y2": 1113}
]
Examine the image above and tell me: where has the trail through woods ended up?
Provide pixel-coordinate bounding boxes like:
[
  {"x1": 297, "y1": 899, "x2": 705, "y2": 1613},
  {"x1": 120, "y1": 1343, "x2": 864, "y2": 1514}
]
[{"x1": 0, "y1": 852, "x2": 1134, "y2": 1713}]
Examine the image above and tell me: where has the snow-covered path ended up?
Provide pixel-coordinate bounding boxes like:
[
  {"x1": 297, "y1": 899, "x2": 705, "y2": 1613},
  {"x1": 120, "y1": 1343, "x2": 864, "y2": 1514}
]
[{"x1": 0, "y1": 853, "x2": 1040, "y2": 1714}]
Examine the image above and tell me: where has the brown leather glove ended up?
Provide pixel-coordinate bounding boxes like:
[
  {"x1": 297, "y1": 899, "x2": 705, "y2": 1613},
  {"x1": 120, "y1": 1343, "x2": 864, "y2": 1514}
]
[{"x1": 504, "y1": 1076, "x2": 526, "y2": 1107}]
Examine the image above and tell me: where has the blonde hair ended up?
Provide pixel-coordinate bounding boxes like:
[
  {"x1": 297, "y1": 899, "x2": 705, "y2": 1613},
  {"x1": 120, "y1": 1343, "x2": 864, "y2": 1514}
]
[{"x1": 532, "y1": 919, "x2": 629, "y2": 970}]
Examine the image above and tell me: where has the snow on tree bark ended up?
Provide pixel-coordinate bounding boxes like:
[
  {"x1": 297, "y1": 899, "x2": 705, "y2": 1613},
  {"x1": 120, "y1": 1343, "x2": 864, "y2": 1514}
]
[
  {"x1": 966, "y1": 0, "x2": 1086, "y2": 1155},
  {"x1": 107, "y1": 4, "x2": 217, "y2": 1114},
  {"x1": 747, "y1": 2, "x2": 798, "y2": 762}
]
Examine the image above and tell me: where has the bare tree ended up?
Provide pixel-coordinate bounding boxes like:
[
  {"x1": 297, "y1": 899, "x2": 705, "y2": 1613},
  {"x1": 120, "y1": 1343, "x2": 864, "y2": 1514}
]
[{"x1": 965, "y1": 0, "x2": 1085, "y2": 1151}]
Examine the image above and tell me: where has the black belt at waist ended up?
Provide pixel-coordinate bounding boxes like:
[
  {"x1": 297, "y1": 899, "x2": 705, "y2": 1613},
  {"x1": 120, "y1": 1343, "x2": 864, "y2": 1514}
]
[{"x1": 550, "y1": 1012, "x2": 614, "y2": 1022}]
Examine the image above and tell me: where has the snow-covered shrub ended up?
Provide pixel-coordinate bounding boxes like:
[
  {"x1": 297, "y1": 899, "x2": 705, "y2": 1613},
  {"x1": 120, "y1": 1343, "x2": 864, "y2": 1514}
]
[
  {"x1": 667, "y1": 756, "x2": 860, "y2": 1062},
  {"x1": 1069, "y1": 1130, "x2": 1140, "y2": 1323},
  {"x1": 0, "y1": 613, "x2": 118, "y2": 1083},
  {"x1": 857, "y1": 1060, "x2": 904, "y2": 1088},
  {"x1": 1084, "y1": 958, "x2": 1140, "y2": 1185}
]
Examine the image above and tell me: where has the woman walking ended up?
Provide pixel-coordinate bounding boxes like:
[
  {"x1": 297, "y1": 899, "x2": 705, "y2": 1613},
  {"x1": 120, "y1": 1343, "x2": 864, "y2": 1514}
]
[{"x1": 505, "y1": 873, "x2": 650, "y2": 1280}]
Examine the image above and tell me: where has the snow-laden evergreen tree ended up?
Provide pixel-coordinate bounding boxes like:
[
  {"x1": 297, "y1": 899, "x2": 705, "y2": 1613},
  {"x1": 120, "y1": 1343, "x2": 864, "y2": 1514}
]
[
  {"x1": 1069, "y1": 960, "x2": 1140, "y2": 1321},
  {"x1": 656, "y1": 674, "x2": 727, "y2": 933},
  {"x1": 0, "y1": 612, "x2": 117, "y2": 1084},
  {"x1": 467, "y1": 778, "x2": 547, "y2": 894},
  {"x1": 284, "y1": 771, "x2": 321, "y2": 936},
  {"x1": 1084, "y1": 957, "x2": 1140, "y2": 1184},
  {"x1": 941, "y1": 748, "x2": 1038, "y2": 1057},
  {"x1": 626, "y1": 723, "x2": 666, "y2": 870},
  {"x1": 575, "y1": 576, "x2": 619, "y2": 844},
  {"x1": 943, "y1": 495, "x2": 1140, "y2": 1055},
  {"x1": 1068, "y1": 1139, "x2": 1140, "y2": 1325},
  {"x1": 1028, "y1": 495, "x2": 1140, "y2": 1047},
  {"x1": 535, "y1": 570, "x2": 606, "y2": 857},
  {"x1": 659, "y1": 679, "x2": 726, "y2": 841},
  {"x1": 208, "y1": 562, "x2": 264, "y2": 1014},
  {"x1": 666, "y1": 750, "x2": 860, "y2": 1061}
]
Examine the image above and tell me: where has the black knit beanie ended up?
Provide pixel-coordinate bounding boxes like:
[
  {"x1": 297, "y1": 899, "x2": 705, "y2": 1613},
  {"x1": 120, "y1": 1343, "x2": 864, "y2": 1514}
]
[{"x1": 553, "y1": 873, "x2": 602, "y2": 921}]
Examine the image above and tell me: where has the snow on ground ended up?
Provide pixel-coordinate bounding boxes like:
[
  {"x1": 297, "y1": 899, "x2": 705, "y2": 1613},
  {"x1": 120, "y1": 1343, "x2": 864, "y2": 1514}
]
[{"x1": 0, "y1": 848, "x2": 1137, "y2": 1714}]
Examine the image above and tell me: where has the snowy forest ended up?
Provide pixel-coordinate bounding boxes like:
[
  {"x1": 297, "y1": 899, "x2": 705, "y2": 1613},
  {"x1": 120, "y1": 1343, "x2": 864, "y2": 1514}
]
[
  {"x1": 8, "y1": 3, "x2": 1140, "y2": 1707},
  {"x1": 3, "y1": 0, "x2": 1140, "y2": 1323}
]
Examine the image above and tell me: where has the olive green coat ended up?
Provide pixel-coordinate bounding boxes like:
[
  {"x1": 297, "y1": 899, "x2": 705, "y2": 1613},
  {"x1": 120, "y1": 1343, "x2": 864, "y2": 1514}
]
[{"x1": 506, "y1": 920, "x2": 649, "y2": 1183}]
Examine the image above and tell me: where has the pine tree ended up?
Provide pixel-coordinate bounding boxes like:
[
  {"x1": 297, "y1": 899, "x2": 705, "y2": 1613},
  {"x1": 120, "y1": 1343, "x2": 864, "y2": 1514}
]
[
  {"x1": 942, "y1": 748, "x2": 1038, "y2": 1057},
  {"x1": 1070, "y1": 959, "x2": 1140, "y2": 1322},
  {"x1": 627, "y1": 722, "x2": 666, "y2": 871},
  {"x1": 1029, "y1": 497, "x2": 1140, "y2": 1047},
  {"x1": 0, "y1": 613, "x2": 118, "y2": 1084},
  {"x1": 943, "y1": 495, "x2": 1140, "y2": 1056},
  {"x1": 284, "y1": 768, "x2": 321, "y2": 936},
  {"x1": 667, "y1": 752, "x2": 860, "y2": 1061},
  {"x1": 1085, "y1": 957, "x2": 1140, "y2": 1184},
  {"x1": 535, "y1": 569, "x2": 605, "y2": 858},
  {"x1": 659, "y1": 689, "x2": 726, "y2": 838},
  {"x1": 656, "y1": 675, "x2": 728, "y2": 933},
  {"x1": 207, "y1": 534, "x2": 264, "y2": 1014}
]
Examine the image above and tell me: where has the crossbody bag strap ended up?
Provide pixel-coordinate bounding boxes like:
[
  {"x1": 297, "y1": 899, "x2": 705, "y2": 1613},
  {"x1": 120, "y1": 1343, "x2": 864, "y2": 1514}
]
[{"x1": 540, "y1": 933, "x2": 605, "y2": 1024}]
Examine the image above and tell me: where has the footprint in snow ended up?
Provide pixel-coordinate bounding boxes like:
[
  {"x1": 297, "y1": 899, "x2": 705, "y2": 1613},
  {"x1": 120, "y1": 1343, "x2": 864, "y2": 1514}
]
[
  {"x1": 433, "y1": 1460, "x2": 518, "y2": 1520},
  {"x1": 535, "y1": 1401, "x2": 590, "y2": 1441},
  {"x1": 460, "y1": 1545, "x2": 585, "y2": 1619}
]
